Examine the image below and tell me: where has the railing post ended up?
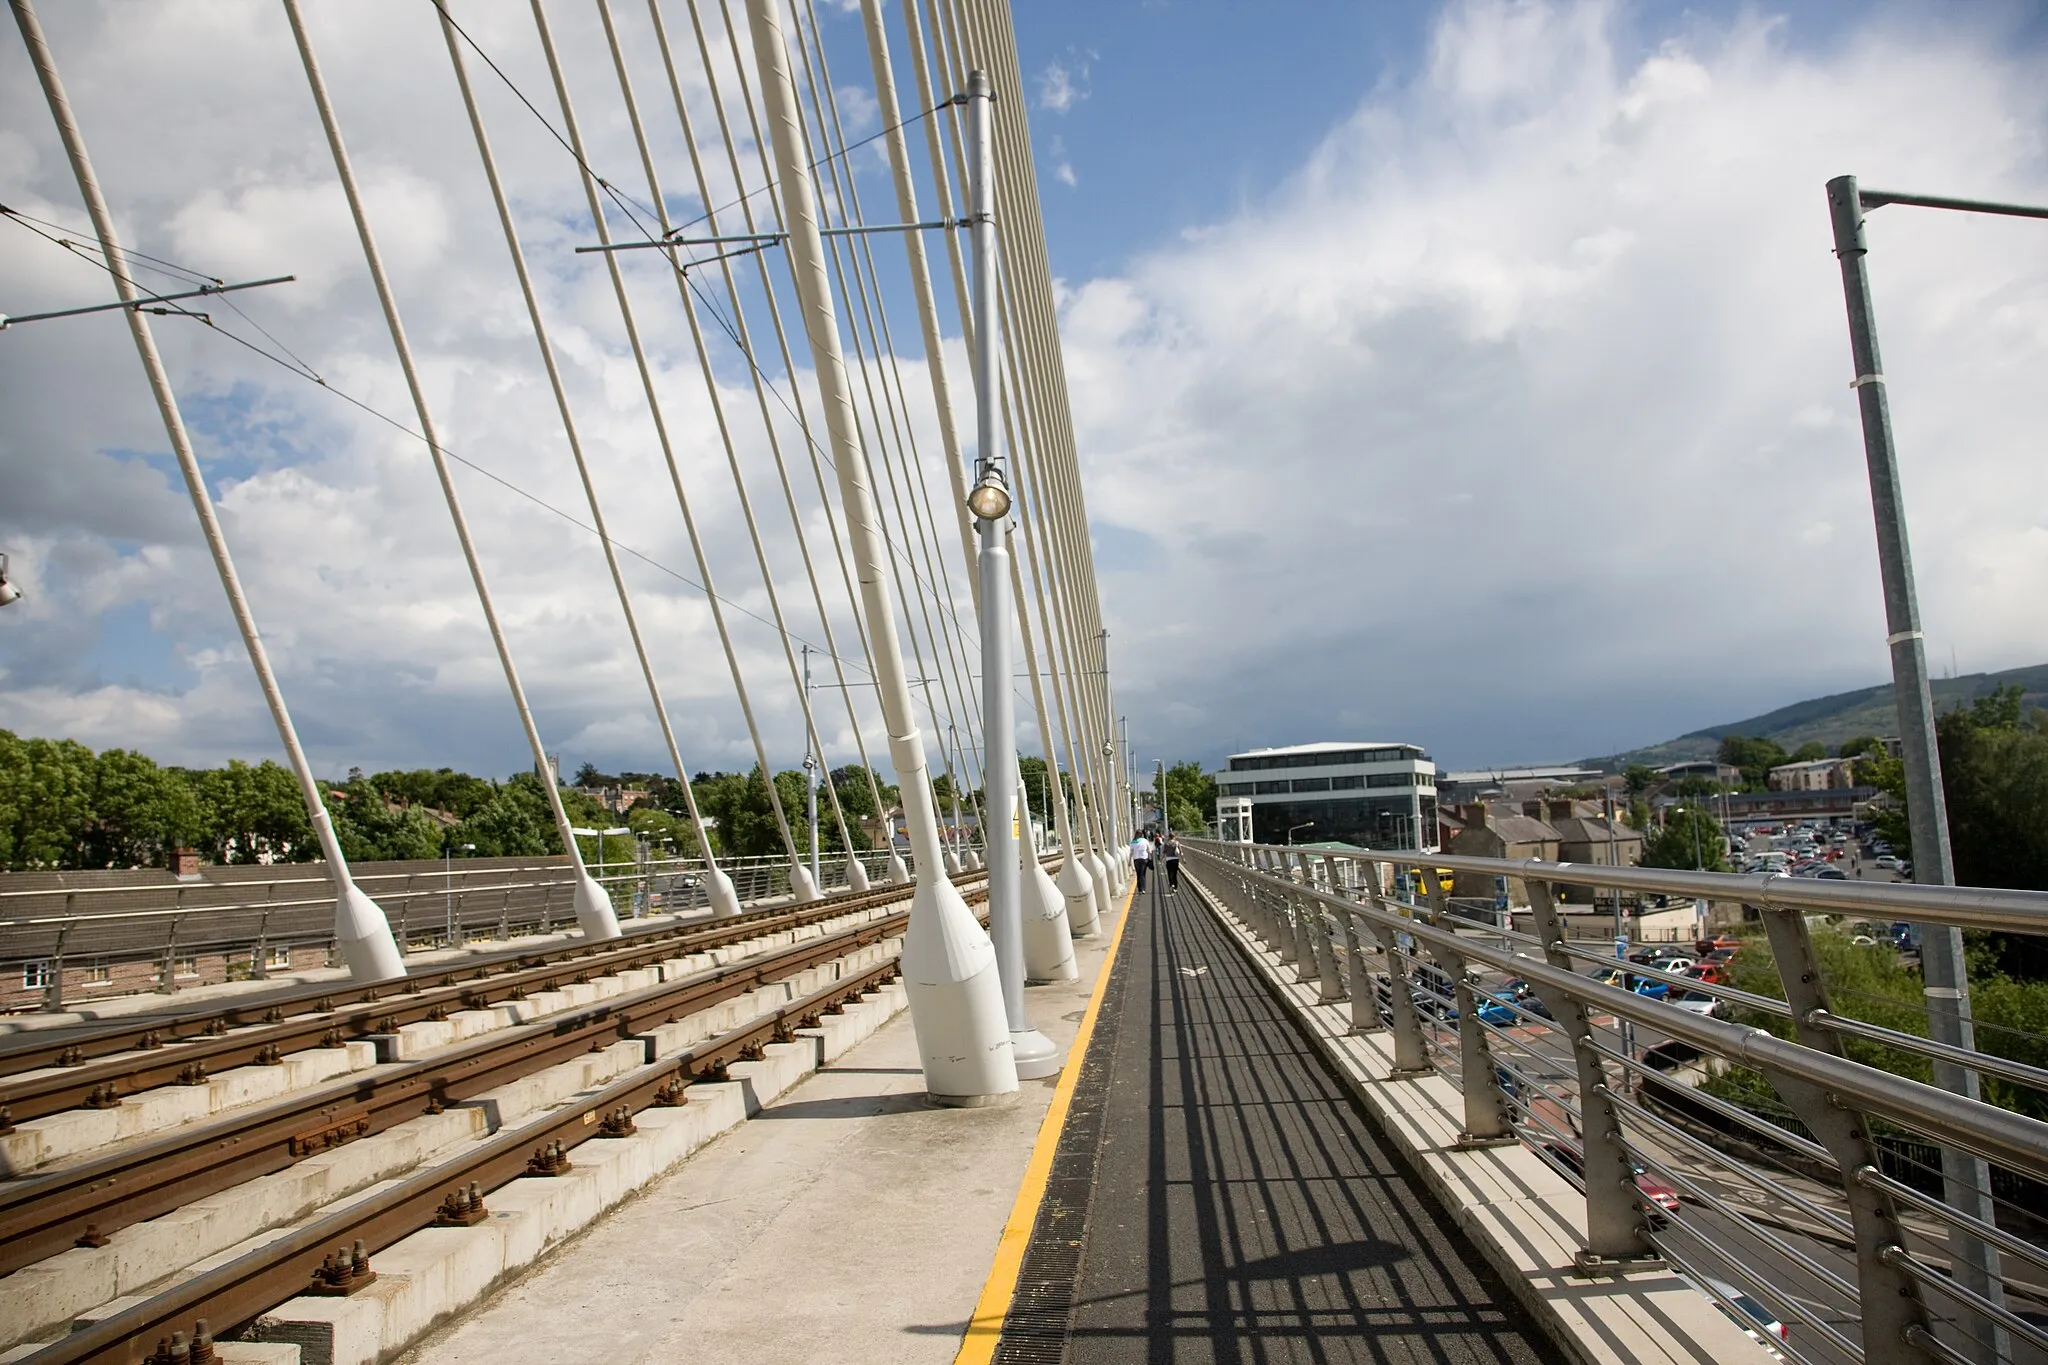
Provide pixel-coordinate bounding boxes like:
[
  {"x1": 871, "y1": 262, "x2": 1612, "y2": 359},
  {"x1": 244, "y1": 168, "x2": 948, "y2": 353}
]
[
  {"x1": 1757, "y1": 906, "x2": 1934, "y2": 1364},
  {"x1": 1285, "y1": 854, "x2": 1321, "y2": 985},
  {"x1": 252, "y1": 910, "x2": 272, "y2": 980},
  {"x1": 158, "y1": 916, "x2": 179, "y2": 994},
  {"x1": 1420, "y1": 867, "x2": 1513, "y2": 1146},
  {"x1": 46, "y1": 921, "x2": 68, "y2": 1013},
  {"x1": 1337, "y1": 861, "x2": 1379, "y2": 1034},
  {"x1": 1362, "y1": 858, "x2": 1430, "y2": 1076},
  {"x1": 1271, "y1": 879, "x2": 1300, "y2": 966},
  {"x1": 1524, "y1": 878, "x2": 1657, "y2": 1269}
]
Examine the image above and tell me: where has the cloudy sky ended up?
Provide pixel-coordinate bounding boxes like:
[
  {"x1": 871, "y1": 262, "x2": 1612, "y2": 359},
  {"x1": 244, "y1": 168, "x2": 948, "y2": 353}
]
[{"x1": 2, "y1": 0, "x2": 2045, "y2": 785}]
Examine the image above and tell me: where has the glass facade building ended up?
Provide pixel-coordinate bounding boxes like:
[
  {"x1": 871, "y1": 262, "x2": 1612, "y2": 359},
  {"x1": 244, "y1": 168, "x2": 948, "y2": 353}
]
[{"x1": 1212, "y1": 742, "x2": 1437, "y2": 852}]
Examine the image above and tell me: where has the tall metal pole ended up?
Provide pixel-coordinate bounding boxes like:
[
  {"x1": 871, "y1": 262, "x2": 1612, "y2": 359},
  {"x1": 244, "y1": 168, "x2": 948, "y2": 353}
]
[
  {"x1": 803, "y1": 645, "x2": 820, "y2": 891},
  {"x1": 744, "y1": 0, "x2": 1012, "y2": 1103},
  {"x1": 1826, "y1": 174, "x2": 2004, "y2": 1360},
  {"x1": 8, "y1": 0, "x2": 407, "y2": 981},
  {"x1": 965, "y1": 68, "x2": 1056, "y2": 1079}
]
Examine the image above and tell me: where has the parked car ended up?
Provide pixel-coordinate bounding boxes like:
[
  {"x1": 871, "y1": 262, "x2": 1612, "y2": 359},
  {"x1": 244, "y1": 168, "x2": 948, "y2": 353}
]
[
  {"x1": 1667, "y1": 990, "x2": 1721, "y2": 1017},
  {"x1": 1875, "y1": 854, "x2": 1902, "y2": 870},
  {"x1": 1696, "y1": 935, "x2": 1740, "y2": 957},
  {"x1": 1707, "y1": 1279, "x2": 1789, "y2": 1349},
  {"x1": 1593, "y1": 967, "x2": 1669, "y2": 1000},
  {"x1": 1684, "y1": 961, "x2": 1727, "y2": 986},
  {"x1": 1543, "y1": 1143, "x2": 1682, "y2": 1228}
]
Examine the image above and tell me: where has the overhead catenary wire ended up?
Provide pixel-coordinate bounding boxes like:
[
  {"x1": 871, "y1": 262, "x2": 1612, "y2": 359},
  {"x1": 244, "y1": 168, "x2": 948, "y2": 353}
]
[
  {"x1": 645, "y1": 0, "x2": 902, "y2": 866},
  {"x1": 431, "y1": 1, "x2": 737, "y2": 909},
  {"x1": 705, "y1": 0, "x2": 982, "y2": 854},
  {"x1": 9, "y1": 0, "x2": 406, "y2": 982},
  {"x1": 513, "y1": 0, "x2": 817, "y2": 895},
  {"x1": 590, "y1": 0, "x2": 870, "y2": 882},
  {"x1": 279, "y1": 0, "x2": 618, "y2": 941},
  {"x1": 778, "y1": 0, "x2": 990, "y2": 853},
  {"x1": 560, "y1": 0, "x2": 864, "y2": 887}
]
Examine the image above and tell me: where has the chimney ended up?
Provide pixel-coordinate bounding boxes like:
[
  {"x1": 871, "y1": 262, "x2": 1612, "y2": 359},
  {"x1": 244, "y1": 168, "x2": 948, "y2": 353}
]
[
  {"x1": 1547, "y1": 798, "x2": 1576, "y2": 822},
  {"x1": 1460, "y1": 802, "x2": 1490, "y2": 829},
  {"x1": 170, "y1": 846, "x2": 201, "y2": 880}
]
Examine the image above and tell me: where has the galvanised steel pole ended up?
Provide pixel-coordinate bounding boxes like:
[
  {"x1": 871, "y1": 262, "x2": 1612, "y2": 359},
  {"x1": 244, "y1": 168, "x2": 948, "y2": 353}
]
[
  {"x1": 745, "y1": 0, "x2": 1013, "y2": 1102},
  {"x1": 11, "y1": 0, "x2": 404, "y2": 981},
  {"x1": 965, "y1": 68, "x2": 1057, "y2": 1079},
  {"x1": 1826, "y1": 173, "x2": 2005, "y2": 1362}
]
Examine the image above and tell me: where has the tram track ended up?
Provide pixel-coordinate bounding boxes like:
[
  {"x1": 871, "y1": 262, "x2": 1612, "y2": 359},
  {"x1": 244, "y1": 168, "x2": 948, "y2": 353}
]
[
  {"x1": 0, "y1": 874, "x2": 983, "y2": 1363},
  {"x1": 0, "y1": 870, "x2": 985, "y2": 1123}
]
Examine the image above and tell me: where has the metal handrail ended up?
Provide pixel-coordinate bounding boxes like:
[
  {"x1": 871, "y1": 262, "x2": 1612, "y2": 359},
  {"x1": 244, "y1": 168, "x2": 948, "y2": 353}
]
[
  {"x1": 1192, "y1": 840, "x2": 2048, "y2": 1179},
  {"x1": 1185, "y1": 837, "x2": 2048, "y2": 1365},
  {"x1": 1280, "y1": 843, "x2": 2048, "y2": 933}
]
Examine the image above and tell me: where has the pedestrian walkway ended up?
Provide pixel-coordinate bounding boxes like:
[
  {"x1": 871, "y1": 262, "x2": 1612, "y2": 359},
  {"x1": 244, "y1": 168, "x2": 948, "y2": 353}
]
[{"x1": 983, "y1": 882, "x2": 1565, "y2": 1364}]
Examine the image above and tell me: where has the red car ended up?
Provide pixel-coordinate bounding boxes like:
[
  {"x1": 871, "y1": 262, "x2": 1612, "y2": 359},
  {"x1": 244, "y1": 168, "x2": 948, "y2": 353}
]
[
  {"x1": 1696, "y1": 935, "x2": 1740, "y2": 957},
  {"x1": 1685, "y1": 961, "x2": 1727, "y2": 987},
  {"x1": 1543, "y1": 1144, "x2": 1682, "y2": 1228}
]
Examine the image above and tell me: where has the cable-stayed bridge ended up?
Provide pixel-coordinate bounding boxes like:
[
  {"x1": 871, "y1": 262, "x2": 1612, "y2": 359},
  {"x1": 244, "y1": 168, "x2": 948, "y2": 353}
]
[{"x1": 3, "y1": 3, "x2": 2046, "y2": 1365}]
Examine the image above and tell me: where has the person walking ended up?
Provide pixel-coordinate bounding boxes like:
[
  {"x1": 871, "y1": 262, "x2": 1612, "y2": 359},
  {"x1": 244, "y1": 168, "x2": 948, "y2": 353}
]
[
  {"x1": 1161, "y1": 833, "x2": 1182, "y2": 892},
  {"x1": 1131, "y1": 831, "x2": 1153, "y2": 891}
]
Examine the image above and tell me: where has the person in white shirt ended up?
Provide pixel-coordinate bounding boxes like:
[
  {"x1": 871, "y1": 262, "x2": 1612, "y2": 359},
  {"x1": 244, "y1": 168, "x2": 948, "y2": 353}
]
[{"x1": 1130, "y1": 833, "x2": 1153, "y2": 890}]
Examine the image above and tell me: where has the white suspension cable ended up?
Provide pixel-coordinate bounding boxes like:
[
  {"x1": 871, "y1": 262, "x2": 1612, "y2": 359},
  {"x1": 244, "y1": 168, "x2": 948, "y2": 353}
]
[
  {"x1": 10, "y1": 0, "x2": 405, "y2": 981},
  {"x1": 280, "y1": 0, "x2": 619, "y2": 942},
  {"x1": 514, "y1": 0, "x2": 818, "y2": 900},
  {"x1": 432, "y1": 1, "x2": 741, "y2": 917}
]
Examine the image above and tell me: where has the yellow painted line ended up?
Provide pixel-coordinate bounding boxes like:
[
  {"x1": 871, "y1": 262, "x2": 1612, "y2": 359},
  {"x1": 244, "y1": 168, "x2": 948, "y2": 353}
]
[{"x1": 954, "y1": 883, "x2": 1137, "y2": 1364}]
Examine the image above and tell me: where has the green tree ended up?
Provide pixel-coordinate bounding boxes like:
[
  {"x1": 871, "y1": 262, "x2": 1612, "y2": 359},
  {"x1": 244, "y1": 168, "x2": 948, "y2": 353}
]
[
  {"x1": 1641, "y1": 804, "x2": 1728, "y2": 872},
  {"x1": 1717, "y1": 734, "x2": 1789, "y2": 791},
  {"x1": 1789, "y1": 741, "x2": 1829, "y2": 763},
  {"x1": 0, "y1": 731, "x2": 97, "y2": 868},
  {"x1": 324, "y1": 778, "x2": 447, "y2": 862},
  {"x1": 1838, "y1": 734, "x2": 1883, "y2": 760},
  {"x1": 85, "y1": 749, "x2": 204, "y2": 868},
  {"x1": 1160, "y1": 760, "x2": 1217, "y2": 834},
  {"x1": 192, "y1": 759, "x2": 315, "y2": 863},
  {"x1": 453, "y1": 773, "x2": 558, "y2": 857},
  {"x1": 692, "y1": 767, "x2": 788, "y2": 858},
  {"x1": 1623, "y1": 764, "x2": 1658, "y2": 798}
]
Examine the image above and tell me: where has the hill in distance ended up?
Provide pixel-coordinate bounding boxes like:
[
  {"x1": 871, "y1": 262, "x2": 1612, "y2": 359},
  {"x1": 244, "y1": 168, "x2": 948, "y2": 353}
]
[{"x1": 1587, "y1": 661, "x2": 2048, "y2": 770}]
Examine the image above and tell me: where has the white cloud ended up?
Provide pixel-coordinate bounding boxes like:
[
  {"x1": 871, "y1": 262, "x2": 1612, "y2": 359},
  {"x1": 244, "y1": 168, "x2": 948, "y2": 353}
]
[
  {"x1": 1036, "y1": 50, "x2": 1094, "y2": 114},
  {"x1": 0, "y1": 0, "x2": 977, "y2": 786},
  {"x1": 1069, "y1": 0, "x2": 2048, "y2": 765}
]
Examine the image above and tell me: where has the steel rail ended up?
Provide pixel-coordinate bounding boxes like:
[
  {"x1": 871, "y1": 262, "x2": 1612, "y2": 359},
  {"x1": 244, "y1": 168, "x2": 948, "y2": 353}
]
[
  {"x1": 0, "y1": 874, "x2": 950, "y2": 1086},
  {"x1": 0, "y1": 889, "x2": 979, "y2": 1274},
  {"x1": 0, "y1": 865, "x2": 1017, "y2": 1079},
  {"x1": 16, "y1": 953, "x2": 905, "y2": 1365},
  {"x1": 1186, "y1": 844, "x2": 2048, "y2": 1185}
]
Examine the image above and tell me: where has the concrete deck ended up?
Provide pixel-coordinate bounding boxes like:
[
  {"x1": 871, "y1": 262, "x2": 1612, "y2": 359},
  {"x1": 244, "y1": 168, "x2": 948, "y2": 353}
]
[{"x1": 391, "y1": 899, "x2": 1128, "y2": 1365}]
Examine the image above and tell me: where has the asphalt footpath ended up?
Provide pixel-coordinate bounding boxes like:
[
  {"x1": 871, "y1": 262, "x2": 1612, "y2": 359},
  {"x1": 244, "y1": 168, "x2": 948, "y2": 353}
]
[{"x1": 995, "y1": 877, "x2": 1567, "y2": 1365}]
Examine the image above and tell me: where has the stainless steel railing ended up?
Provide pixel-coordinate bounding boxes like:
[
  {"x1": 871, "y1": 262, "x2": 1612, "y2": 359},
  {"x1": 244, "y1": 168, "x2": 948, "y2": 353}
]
[
  {"x1": 1183, "y1": 838, "x2": 2048, "y2": 1365},
  {"x1": 0, "y1": 847, "x2": 927, "y2": 1010}
]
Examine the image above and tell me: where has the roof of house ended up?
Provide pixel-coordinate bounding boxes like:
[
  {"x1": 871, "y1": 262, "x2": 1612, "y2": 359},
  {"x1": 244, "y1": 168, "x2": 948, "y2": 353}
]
[
  {"x1": 1455, "y1": 814, "x2": 1560, "y2": 846},
  {"x1": 1227, "y1": 740, "x2": 1412, "y2": 757},
  {"x1": 1550, "y1": 816, "x2": 1640, "y2": 843}
]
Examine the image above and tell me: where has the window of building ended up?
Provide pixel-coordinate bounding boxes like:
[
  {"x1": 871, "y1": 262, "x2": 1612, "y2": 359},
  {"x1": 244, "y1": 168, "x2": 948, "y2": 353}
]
[
  {"x1": 1367, "y1": 773, "x2": 1412, "y2": 788},
  {"x1": 175, "y1": 956, "x2": 199, "y2": 979},
  {"x1": 1291, "y1": 777, "x2": 1330, "y2": 793},
  {"x1": 266, "y1": 945, "x2": 292, "y2": 970},
  {"x1": 22, "y1": 960, "x2": 52, "y2": 990},
  {"x1": 1254, "y1": 780, "x2": 1290, "y2": 795},
  {"x1": 1330, "y1": 775, "x2": 1363, "y2": 789},
  {"x1": 85, "y1": 960, "x2": 111, "y2": 984},
  {"x1": 1218, "y1": 782, "x2": 1252, "y2": 797}
]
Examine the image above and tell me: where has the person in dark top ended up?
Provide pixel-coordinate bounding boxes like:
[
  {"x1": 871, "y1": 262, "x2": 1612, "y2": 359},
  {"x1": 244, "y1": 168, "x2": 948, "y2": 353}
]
[{"x1": 1160, "y1": 834, "x2": 1182, "y2": 891}]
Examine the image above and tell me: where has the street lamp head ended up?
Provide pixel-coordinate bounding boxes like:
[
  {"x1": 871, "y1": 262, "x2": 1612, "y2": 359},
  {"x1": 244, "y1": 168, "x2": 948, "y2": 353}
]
[
  {"x1": 0, "y1": 555, "x2": 20, "y2": 607},
  {"x1": 966, "y1": 466, "x2": 1011, "y2": 521}
]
